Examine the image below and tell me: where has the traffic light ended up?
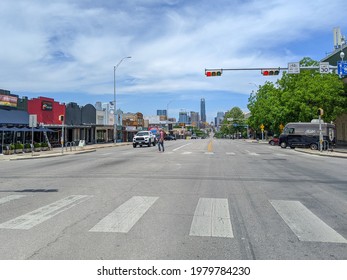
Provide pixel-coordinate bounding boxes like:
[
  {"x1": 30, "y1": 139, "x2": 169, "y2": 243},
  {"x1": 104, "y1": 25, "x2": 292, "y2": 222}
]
[
  {"x1": 261, "y1": 69, "x2": 280, "y2": 76},
  {"x1": 205, "y1": 69, "x2": 222, "y2": 77},
  {"x1": 317, "y1": 108, "x2": 324, "y2": 116},
  {"x1": 59, "y1": 115, "x2": 64, "y2": 121}
]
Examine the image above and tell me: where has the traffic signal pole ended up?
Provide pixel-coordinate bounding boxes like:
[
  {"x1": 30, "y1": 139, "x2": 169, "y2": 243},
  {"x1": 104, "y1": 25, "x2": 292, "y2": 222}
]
[{"x1": 205, "y1": 65, "x2": 338, "y2": 76}]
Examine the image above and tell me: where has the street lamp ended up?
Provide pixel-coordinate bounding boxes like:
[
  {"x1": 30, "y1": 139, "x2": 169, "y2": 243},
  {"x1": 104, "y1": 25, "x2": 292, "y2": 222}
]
[{"x1": 114, "y1": 56, "x2": 131, "y2": 143}]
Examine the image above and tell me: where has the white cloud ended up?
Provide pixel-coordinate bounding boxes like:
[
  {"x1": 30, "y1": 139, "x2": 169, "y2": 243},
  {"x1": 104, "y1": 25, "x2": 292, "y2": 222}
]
[{"x1": 1, "y1": 0, "x2": 347, "y2": 120}]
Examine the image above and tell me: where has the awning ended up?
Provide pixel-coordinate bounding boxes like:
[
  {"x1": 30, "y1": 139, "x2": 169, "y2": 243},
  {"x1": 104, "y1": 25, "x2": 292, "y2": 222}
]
[
  {"x1": 0, "y1": 126, "x2": 54, "y2": 132},
  {"x1": 0, "y1": 109, "x2": 29, "y2": 125},
  {"x1": 0, "y1": 126, "x2": 19, "y2": 132}
]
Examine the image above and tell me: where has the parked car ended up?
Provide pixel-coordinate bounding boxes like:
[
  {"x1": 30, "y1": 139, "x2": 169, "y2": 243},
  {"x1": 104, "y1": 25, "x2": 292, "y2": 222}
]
[
  {"x1": 164, "y1": 135, "x2": 176, "y2": 141},
  {"x1": 268, "y1": 137, "x2": 279, "y2": 146},
  {"x1": 191, "y1": 134, "x2": 197, "y2": 139}
]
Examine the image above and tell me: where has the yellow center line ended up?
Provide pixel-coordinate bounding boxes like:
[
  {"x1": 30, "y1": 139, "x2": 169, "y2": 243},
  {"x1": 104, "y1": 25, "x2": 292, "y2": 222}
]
[{"x1": 207, "y1": 140, "x2": 213, "y2": 152}]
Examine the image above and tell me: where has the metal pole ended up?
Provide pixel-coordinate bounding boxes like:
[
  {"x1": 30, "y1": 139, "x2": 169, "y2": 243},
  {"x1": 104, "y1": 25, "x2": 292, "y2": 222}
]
[
  {"x1": 319, "y1": 115, "x2": 323, "y2": 152},
  {"x1": 1, "y1": 129, "x2": 4, "y2": 155},
  {"x1": 31, "y1": 126, "x2": 34, "y2": 156},
  {"x1": 61, "y1": 118, "x2": 65, "y2": 155},
  {"x1": 113, "y1": 65, "x2": 116, "y2": 143},
  {"x1": 113, "y1": 56, "x2": 131, "y2": 143}
]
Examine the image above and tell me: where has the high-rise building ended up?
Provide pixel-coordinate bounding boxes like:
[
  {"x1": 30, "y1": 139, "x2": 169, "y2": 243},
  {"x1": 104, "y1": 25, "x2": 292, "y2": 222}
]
[
  {"x1": 156, "y1": 109, "x2": 167, "y2": 117},
  {"x1": 200, "y1": 98, "x2": 206, "y2": 123},
  {"x1": 179, "y1": 110, "x2": 189, "y2": 124},
  {"x1": 190, "y1": 111, "x2": 199, "y2": 127},
  {"x1": 215, "y1": 112, "x2": 224, "y2": 126}
]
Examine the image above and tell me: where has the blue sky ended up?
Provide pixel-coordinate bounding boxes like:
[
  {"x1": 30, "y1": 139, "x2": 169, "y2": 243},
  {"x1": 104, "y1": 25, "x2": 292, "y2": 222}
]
[{"x1": 1, "y1": 0, "x2": 346, "y2": 122}]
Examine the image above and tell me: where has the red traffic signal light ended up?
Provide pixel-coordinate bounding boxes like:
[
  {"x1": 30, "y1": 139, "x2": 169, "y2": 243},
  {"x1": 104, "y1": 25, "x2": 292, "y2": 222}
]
[
  {"x1": 205, "y1": 69, "x2": 222, "y2": 77},
  {"x1": 261, "y1": 69, "x2": 280, "y2": 76}
]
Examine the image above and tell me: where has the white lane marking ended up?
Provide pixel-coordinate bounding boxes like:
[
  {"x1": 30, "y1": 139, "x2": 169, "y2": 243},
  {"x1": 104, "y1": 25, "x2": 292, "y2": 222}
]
[
  {"x1": 189, "y1": 198, "x2": 233, "y2": 238},
  {"x1": 270, "y1": 200, "x2": 347, "y2": 243},
  {"x1": 0, "y1": 195, "x2": 27, "y2": 205},
  {"x1": 0, "y1": 195, "x2": 92, "y2": 230},
  {"x1": 204, "y1": 152, "x2": 214, "y2": 155},
  {"x1": 182, "y1": 151, "x2": 192, "y2": 155},
  {"x1": 173, "y1": 143, "x2": 192, "y2": 152},
  {"x1": 89, "y1": 196, "x2": 158, "y2": 233},
  {"x1": 244, "y1": 149, "x2": 259, "y2": 156},
  {"x1": 226, "y1": 152, "x2": 236, "y2": 155}
]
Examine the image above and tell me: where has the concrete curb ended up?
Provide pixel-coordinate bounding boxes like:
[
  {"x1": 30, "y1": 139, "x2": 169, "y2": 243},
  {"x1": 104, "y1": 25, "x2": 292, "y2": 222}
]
[
  {"x1": 0, "y1": 142, "x2": 132, "y2": 161},
  {"x1": 8, "y1": 149, "x2": 97, "y2": 161},
  {"x1": 294, "y1": 148, "x2": 347, "y2": 159}
]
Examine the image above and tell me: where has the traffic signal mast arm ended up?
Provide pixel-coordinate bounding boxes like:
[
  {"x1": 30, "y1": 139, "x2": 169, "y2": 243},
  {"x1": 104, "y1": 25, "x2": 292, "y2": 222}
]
[{"x1": 205, "y1": 65, "x2": 338, "y2": 76}]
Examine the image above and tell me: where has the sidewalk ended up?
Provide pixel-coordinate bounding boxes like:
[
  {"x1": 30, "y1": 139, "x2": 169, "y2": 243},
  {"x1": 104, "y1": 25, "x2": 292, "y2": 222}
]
[
  {"x1": 245, "y1": 139, "x2": 347, "y2": 159},
  {"x1": 0, "y1": 142, "x2": 131, "y2": 161},
  {"x1": 294, "y1": 146, "x2": 347, "y2": 158}
]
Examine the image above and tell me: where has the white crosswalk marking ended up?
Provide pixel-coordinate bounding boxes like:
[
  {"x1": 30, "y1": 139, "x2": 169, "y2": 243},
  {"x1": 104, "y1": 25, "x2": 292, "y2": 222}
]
[
  {"x1": 189, "y1": 198, "x2": 233, "y2": 238},
  {"x1": 270, "y1": 200, "x2": 347, "y2": 243},
  {"x1": 0, "y1": 195, "x2": 92, "y2": 230},
  {"x1": 89, "y1": 196, "x2": 158, "y2": 233},
  {"x1": 244, "y1": 149, "x2": 259, "y2": 156},
  {"x1": 0, "y1": 195, "x2": 27, "y2": 205}
]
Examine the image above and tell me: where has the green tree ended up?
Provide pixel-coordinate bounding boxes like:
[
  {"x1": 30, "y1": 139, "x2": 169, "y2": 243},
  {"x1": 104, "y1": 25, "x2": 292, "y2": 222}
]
[
  {"x1": 221, "y1": 107, "x2": 246, "y2": 137},
  {"x1": 247, "y1": 57, "x2": 347, "y2": 135}
]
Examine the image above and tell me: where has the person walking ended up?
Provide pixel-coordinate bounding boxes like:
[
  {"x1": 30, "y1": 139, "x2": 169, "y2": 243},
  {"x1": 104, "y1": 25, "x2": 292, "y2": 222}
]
[{"x1": 158, "y1": 129, "x2": 165, "y2": 152}]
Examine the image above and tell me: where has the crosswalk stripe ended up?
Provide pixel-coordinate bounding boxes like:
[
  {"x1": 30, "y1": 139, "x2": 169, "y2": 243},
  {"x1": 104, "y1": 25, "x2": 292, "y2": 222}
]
[
  {"x1": 0, "y1": 195, "x2": 27, "y2": 205},
  {"x1": 189, "y1": 198, "x2": 233, "y2": 238},
  {"x1": 270, "y1": 200, "x2": 347, "y2": 243},
  {"x1": 89, "y1": 196, "x2": 158, "y2": 233},
  {"x1": 0, "y1": 195, "x2": 92, "y2": 230},
  {"x1": 244, "y1": 149, "x2": 259, "y2": 156}
]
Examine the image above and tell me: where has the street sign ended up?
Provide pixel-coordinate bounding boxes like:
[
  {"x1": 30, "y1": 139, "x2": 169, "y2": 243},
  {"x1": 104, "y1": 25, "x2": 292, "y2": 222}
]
[
  {"x1": 337, "y1": 61, "x2": 347, "y2": 75},
  {"x1": 319, "y1": 62, "x2": 330, "y2": 74},
  {"x1": 288, "y1": 62, "x2": 300, "y2": 74},
  {"x1": 260, "y1": 124, "x2": 264, "y2": 130},
  {"x1": 29, "y1": 114, "x2": 37, "y2": 127}
]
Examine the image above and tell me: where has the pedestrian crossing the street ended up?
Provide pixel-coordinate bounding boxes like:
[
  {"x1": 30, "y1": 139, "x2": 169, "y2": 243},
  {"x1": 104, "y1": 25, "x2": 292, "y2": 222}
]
[{"x1": 0, "y1": 194, "x2": 345, "y2": 243}]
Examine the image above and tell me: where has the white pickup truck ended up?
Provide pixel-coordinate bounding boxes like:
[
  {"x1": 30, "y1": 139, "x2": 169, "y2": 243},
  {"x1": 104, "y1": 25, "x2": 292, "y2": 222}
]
[{"x1": 133, "y1": 131, "x2": 156, "y2": 148}]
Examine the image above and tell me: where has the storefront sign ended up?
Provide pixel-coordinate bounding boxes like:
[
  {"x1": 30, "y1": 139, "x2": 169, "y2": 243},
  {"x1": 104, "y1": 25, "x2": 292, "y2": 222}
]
[
  {"x1": 42, "y1": 101, "x2": 53, "y2": 111},
  {"x1": 0, "y1": 94, "x2": 17, "y2": 108}
]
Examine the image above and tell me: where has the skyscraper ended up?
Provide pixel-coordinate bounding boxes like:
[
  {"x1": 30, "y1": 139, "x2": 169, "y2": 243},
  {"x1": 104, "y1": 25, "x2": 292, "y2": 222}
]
[{"x1": 200, "y1": 98, "x2": 206, "y2": 123}]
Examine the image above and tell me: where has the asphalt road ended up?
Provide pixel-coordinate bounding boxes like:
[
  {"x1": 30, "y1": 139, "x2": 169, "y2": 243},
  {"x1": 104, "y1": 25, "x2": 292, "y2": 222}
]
[{"x1": 0, "y1": 138, "x2": 346, "y2": 260}]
